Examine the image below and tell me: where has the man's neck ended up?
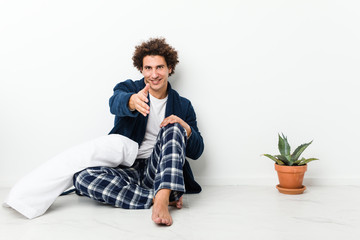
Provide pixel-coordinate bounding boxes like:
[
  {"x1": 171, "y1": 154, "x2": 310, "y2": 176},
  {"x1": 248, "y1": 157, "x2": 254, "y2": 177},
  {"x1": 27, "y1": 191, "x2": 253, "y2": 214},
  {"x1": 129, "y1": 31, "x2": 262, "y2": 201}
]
[{"x1": 149, "y1": 83, "x2": 168, "y2": 99}]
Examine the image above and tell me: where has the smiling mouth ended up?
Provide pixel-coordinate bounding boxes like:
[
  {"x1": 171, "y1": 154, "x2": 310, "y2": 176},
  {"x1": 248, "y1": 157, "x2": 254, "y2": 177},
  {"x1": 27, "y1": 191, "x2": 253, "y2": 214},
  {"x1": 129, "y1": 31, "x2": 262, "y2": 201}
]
[{"x1": 149, "y1": 79, "x2": 161, "y2": 84}]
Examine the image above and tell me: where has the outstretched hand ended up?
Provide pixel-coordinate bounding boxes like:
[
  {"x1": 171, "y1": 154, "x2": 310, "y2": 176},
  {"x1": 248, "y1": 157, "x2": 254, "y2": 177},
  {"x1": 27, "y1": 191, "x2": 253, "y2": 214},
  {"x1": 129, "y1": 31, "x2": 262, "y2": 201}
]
[{"x1": 129, "y1": 84, "x2": 150, "y2": 117}]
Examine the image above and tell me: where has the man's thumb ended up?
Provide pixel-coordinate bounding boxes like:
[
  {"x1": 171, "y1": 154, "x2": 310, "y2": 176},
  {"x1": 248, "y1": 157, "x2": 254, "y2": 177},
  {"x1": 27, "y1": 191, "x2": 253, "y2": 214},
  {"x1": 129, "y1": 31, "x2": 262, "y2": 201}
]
[{"x1": 143, "y1": 84, "x2": 150, "y2": 95}]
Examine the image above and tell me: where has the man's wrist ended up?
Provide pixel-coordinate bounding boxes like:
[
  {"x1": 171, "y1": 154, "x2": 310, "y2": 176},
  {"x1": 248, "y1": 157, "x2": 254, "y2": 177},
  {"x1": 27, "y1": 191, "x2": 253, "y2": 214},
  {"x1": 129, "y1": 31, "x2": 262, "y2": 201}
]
[
  {"x1": 186, "y1": 125, "x2": 192, "y2": 138},
  {"x1": 128, "y1": 94, "x2": 136, "y2": 111}
]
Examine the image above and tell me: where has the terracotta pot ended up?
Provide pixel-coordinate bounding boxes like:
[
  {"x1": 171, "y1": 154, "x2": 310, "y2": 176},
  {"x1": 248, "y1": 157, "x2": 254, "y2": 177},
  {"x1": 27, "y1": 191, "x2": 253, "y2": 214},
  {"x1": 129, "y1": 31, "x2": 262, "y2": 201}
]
[{"x1": 275, "y1": 164, "x2": 307, "y2": 194}]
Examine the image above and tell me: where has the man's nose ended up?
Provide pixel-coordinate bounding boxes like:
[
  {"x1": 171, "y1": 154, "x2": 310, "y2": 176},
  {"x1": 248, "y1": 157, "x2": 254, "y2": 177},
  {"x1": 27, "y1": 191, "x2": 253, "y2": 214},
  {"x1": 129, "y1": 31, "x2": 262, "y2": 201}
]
[{"x1": 151, "y1": 69, "x2": 159, "y2": 78}]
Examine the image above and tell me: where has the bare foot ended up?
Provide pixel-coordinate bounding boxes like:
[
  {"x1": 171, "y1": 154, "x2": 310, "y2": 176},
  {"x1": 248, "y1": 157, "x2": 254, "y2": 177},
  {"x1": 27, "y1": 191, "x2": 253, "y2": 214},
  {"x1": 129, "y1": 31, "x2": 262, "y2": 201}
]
[
  {"x1": 152, "y1": 189, "x2": 173, "y2": 226},
  {"x1": 169, "y1": 196, "x2": 183, "y2": 209}
]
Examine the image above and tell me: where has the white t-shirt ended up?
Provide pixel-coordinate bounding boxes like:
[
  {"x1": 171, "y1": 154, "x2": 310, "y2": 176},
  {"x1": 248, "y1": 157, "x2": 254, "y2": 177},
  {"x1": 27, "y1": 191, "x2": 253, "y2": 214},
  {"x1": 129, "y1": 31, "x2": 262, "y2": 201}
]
[{"x1": 136, "y1": 93, "x2": 168, "y2": 159}]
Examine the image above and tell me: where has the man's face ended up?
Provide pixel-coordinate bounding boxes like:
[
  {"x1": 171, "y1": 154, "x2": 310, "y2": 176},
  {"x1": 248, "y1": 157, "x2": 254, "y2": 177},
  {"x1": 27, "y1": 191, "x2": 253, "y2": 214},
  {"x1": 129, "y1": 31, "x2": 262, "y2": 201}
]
[{"x1": 142, "y1": 55, "x2": 172, "y2": 98}]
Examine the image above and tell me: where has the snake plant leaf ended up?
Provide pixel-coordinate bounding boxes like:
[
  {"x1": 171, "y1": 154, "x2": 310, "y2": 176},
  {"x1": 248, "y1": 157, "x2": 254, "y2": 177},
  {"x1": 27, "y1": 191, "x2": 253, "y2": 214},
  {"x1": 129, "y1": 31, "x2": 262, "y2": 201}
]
[
  {"x1": 278, "y1": 134, "x2": 291, "y2": 163},
  {"x1": 293, "y1": 158, "x2": 303, "y2": 166},
  {"x1": 298, "y1": 158, "x2": 319, "y2": 165},
  {"x1": 275, "y1": 155, "x2": 291, "y2": 166},
  {"x1": 291, "y1": 141, "x2": 313, "y2": 162},
  {"x1": 263, "y1": 154, "x2": 285, "y2": 165}
]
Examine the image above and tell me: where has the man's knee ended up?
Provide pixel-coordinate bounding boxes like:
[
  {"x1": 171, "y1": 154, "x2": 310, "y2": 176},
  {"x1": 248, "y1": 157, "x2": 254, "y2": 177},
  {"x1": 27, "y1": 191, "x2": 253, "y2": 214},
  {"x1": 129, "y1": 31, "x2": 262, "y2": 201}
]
[
  {"x1": 161, "y1": 123, "x2": 186, "y2": 138},
  {"x1": 73, "y1": 168, "x2": 93, "y2": 188},
  {"x1": 73, "y1": 170, "x2": 83, "y2": 185},
  {"x1": 157, "y1": 123, "x2": 187, "y2": 157}
]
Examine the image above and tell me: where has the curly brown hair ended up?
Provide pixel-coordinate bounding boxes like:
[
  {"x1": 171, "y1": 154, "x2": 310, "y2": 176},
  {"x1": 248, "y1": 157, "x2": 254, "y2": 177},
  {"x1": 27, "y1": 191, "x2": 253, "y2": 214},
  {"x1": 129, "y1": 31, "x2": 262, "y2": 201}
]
[{"x1": 132, "y1": 38, "x2": 179, "y2": 76}]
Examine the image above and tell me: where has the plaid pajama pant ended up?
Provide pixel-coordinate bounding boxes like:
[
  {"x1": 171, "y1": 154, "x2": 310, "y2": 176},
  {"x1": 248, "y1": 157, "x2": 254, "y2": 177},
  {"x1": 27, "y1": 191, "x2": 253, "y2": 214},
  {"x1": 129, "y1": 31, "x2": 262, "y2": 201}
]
[{"x1": 73, "y1": 123, "x2": 187, "y2": 209}]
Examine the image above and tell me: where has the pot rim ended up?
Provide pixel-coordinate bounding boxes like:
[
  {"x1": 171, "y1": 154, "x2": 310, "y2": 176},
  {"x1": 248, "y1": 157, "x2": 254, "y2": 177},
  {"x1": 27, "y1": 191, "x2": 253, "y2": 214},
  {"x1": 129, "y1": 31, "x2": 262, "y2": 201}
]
[{"x1": 274, "y1": 163, "x2": 307, "y2": 173}]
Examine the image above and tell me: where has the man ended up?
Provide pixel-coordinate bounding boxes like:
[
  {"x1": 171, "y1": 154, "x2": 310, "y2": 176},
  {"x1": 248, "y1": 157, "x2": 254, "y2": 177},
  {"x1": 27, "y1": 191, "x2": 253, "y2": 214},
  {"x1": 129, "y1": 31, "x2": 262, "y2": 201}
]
[{"x1": 73, "y1": 38, "x2": 204, "y2": 226}]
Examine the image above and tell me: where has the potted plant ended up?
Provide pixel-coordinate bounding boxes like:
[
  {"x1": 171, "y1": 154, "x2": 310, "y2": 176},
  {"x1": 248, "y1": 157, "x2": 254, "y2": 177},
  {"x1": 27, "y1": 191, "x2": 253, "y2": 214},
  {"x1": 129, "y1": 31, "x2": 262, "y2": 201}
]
[{"x1": 263, "y1": 134, "x2": 319, "y2": 194}]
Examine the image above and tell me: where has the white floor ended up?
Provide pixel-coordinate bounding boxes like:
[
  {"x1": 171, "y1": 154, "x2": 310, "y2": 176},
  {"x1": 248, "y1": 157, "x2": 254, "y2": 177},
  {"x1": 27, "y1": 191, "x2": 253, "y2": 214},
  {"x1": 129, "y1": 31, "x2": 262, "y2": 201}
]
[{"x1": 1, "y1": 185, "x2": 360, "y2": 240}]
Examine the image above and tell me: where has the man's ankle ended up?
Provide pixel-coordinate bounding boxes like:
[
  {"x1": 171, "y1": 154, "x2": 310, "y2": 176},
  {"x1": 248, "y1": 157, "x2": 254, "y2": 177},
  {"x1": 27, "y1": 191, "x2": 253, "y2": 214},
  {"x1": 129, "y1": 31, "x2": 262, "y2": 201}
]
[{"x1": 154, "y1": 189, "x2": 171, "y2": 202}]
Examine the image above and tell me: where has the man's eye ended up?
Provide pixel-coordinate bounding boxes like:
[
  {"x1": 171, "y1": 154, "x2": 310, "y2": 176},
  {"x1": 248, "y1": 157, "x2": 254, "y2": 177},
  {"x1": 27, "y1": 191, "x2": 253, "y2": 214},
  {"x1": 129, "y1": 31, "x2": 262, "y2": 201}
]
[{"x1": 157, "y1": 66, "x2": 164, "y2": 69}]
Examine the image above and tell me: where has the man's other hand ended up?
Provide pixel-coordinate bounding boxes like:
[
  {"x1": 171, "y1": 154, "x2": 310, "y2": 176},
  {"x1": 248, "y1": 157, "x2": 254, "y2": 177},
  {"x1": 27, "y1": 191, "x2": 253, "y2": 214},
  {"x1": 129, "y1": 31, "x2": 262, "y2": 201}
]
[{"x1": 160, "y1": 115, "x2": 192, "y2": 138}]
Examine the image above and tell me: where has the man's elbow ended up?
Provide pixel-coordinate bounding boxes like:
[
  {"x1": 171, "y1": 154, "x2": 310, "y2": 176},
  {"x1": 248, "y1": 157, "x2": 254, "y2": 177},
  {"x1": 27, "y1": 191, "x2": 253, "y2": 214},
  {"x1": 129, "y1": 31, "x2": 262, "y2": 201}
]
[{"x1": 187, "y1": 142, "x2": 204, "y2": 160}]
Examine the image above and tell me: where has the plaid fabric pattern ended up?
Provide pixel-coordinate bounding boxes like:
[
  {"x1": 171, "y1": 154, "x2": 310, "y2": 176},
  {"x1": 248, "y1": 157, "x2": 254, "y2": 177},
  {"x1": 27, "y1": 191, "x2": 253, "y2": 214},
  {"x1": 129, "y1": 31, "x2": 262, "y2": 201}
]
[{"x1": 73, "y1": 123, "x2": 187, "y2": 209}]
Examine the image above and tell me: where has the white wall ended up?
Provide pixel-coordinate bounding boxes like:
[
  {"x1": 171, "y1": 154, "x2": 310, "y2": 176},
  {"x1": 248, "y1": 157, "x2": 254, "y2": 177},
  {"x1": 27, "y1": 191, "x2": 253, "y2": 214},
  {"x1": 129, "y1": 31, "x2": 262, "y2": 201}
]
[{"x1": 1, "y1": 0, "x2": 359, "y2": 187}]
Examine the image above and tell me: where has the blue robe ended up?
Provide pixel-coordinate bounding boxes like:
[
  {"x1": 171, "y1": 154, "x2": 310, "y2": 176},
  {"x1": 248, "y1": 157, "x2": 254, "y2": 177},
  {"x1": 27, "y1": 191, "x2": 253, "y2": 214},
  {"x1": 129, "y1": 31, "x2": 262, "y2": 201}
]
[{"x1": 108, "y1": 78, "x2": 204, "y2": 193}]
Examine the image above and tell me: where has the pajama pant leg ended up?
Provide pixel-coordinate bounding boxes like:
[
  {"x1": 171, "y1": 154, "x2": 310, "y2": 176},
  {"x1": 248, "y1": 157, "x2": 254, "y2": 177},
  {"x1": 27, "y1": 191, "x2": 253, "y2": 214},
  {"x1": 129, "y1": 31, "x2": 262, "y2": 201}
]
[
  {"x1": 73, "y1": 123, "x2": 187, "y2": 209},
  {"x1": 73, "y1": 160, "x2": 153, "y2": 209},
  {"x1": 142, "y1": 123, "x2": 187, "y2": 202}
]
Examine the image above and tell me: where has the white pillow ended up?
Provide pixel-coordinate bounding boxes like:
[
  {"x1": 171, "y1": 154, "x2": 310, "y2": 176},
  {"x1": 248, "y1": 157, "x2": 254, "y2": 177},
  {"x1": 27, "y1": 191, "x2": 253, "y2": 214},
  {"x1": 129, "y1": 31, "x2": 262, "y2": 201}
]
[{"x1": 3, "y1": 134, "x2": 138, "y2": 219}]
